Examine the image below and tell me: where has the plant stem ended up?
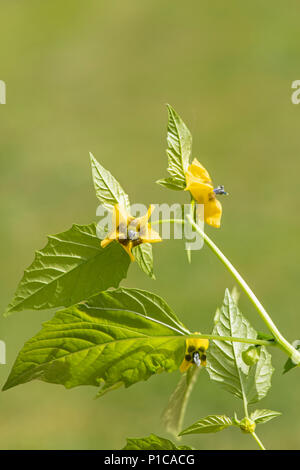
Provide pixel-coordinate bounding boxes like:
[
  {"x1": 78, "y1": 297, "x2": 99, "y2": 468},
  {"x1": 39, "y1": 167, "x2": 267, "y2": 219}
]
[
  {"x1": 243, "y1": 400, "x2": 265, "y2": 450},
  {"x1": 186, "y1": 199, "x2": 195, "y2": 264},
  {"x1": 186, "y1": 214, "x2": 300, "y2": 364},
  {"x1": 251, "y1": 432, "x2": 266, "y2": 450},
  {"x1": 190, "y1": 334, "x2": 275, "y2": 348},
  {"x1": 151, "y1": 216, "x2": 300, "y2": 363}
]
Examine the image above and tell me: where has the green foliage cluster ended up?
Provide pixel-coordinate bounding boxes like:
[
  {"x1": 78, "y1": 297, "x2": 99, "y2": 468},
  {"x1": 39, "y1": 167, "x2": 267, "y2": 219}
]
[{"x1": 3, "y1": 105, "x2": 298, "y2": 450}]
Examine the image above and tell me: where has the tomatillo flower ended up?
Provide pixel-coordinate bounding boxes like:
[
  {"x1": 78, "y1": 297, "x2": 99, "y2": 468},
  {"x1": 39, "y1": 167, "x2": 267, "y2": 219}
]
[
  {"x1": 180, "y1": 336, "x2": 209, "y2": 373},
  {"x1": 101, "y1": 204, "x2": 162, "y2": 261},
  {"x1": 184, "y1": 158, "x2": 227, "y2": 228}
]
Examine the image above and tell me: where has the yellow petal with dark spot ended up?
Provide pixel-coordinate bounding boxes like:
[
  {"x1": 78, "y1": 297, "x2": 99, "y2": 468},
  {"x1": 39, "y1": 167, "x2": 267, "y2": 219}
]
[{"x1": 179, "y1": 336, "x2": 209, "y2": 373}]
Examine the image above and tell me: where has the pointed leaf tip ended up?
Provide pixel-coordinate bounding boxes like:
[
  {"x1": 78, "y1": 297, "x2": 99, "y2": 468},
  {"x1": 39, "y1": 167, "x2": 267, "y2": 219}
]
[{"x1": 4, "y1": 223, "x2": 130, "y2": 314}]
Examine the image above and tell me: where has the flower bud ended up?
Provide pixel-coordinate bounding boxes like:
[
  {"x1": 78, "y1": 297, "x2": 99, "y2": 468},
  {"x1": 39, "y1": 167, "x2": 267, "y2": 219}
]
[
  {"x1": 239, "y1": 417, "x2": 256, "y2": 434},
  {"x1": 242, "y1": 346, "x2": 260, "y2": 366}
]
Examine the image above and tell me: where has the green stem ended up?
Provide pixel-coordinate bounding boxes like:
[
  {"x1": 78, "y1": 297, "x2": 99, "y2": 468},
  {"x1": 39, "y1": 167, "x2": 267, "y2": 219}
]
[
  {"x1": 251, "y1": 431, "x2": 266, "y2": 450},
  {"x1": 242, "y1": 399, "x2": 265, "y2": 449},
  {"x1": 186, "y1": 214, "x2": 300, "y2": 364},
  {"x1": 151, "y1": 216, "x2": 300, "y2": 363},
  {"x1": 190, "y1": 334, "x2": 275, "y2": 348},
  {"x1": 186, "y1": 199, "x2": 195, "y2": 264}
]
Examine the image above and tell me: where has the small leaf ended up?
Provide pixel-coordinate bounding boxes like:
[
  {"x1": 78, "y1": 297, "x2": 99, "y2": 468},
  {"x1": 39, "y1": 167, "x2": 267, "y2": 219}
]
[
  {"x1": 179, "y1": 415, "x2": 233, "y2": 436},
  {"x1": 214, "y1": 287, "x2": 237, "y2": 325},
  {"x1": 4, "y1": 223, "x2": 130, "y2": 315},
  {"x1": 231, "y1": 286, "x2": 240, "y2": 305},
  {"x1": 133, "y1": 243, "x2": 155, "y2": 280},
  {"x1": 213, "y1": 308, "x2": 221, "y2": 325},
  {"x1": 283, "y1": 359, "x2": 297, "y2": 374},
  {"x1": 90, "y1": 153, "x2": 130, "y2": 211},
  {"x1": 206, "y1": 289, "x2": 274, "y2": 404},
  {"x1": 3, "y1": 288, "x2": 189, "y2": 393},
  {"x1": 283, "y1": 340, "x2": 300, "y2": 374},
  {"x1": 250, "y1": 409, "x2": 281, "y2": 424},
  {"x1": 158, "y1": 105, "x2": 192, "y2": 190},
  {"x1": 123, "y1": 434, "x2": 192, "y2": 450},
  {"x1": 257, "y1": 331, "x2": 275, "y2": 342},
  {"x1": 162, "y1": 366, "x2": 200, "y2": 438},
  {"x1": 166, "y1": 105, "x2": 192, "y2": 177},
  {"x1": 156, "y1": 177, "x2": 186, "y2": 191}
]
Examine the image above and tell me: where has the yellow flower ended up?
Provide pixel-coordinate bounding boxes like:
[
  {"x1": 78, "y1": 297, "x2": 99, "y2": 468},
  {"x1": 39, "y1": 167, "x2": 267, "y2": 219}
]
[
  {"x1": 185, "y1": 158, "x2": 227, "y2": 228},
  {"x1": 180, "y1": 336, "x2": 209, "y2": 373},
  {"x1": 101, "y1": 204, "x2": 162, "y2": 261}
]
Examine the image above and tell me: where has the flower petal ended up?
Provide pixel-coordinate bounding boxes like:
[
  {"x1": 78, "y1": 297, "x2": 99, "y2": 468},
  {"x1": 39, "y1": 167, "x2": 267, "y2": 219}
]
[
  {"x1": 120, "y1": 241, "x2": 135, "y2": 261},
  {"x1": 184, "y1": 181, "x2": 212, "y2": 203},
  {"x1": 146, "y1": 204, "x2": 155, "y2": 220},
  {"x1": 140, "y1": 225, "x2": 162, "y2": 244},
  {"x1": 101, "y1": 230, "x2": 118, "y2": 248},
  {"x1": 179, "y1": 359, "x2": 192, "y2": 373},
  {"x1": 187, "y1": 159, "x2": 212, "y2": 184},
  {"x1": 114, "y1": 204, "x2": 133, "y2": 229},
  {"x1": 185, "y1": 159, "x2": 213, "y2": 203},
  {"x1": 180, "y1": 336, "x2": 209, "y2": 373},
  {"x1": 134, "y1": 205, "x2": 156, "y2": 229},
  {"x1": 205, "y1": 197, "x2": 222, "y2": 228},
  {"x1": 187, "y1": 337, "x2": 209, "y2": 351}
]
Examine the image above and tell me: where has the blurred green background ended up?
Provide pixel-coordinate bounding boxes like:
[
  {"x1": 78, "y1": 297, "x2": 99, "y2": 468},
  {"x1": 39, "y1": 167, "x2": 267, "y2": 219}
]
[{"x1": 1, "y1": 0, "x2": 300, "y2": 450}]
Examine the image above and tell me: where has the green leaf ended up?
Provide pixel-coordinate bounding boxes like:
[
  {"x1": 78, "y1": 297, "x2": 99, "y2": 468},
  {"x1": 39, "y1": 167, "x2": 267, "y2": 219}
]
[
  {"x1": 123, "y1": 434, "x2": 192, "y2": 450},
  {"x1": 213, "y1": 288, "x2": 238, "y2": 325},
  {"x1": 257, "y1": 332, "x2": 276, "y2": 342},
  {"x1": 133, "y1": 243, "x2": 155, "y2": 280},
  {"x1": 4, "y1": 223, "x2": 130, "y2": 315},
  {"x1": 156, "y1": 177, "x2": 186, "y2": 191},
  {"x1": 162, "y1": 366, "x2": 200, "y2": 438},
  {"x1": 3, "y1": 288, "x2": 189, "y2": 393},
  {"x1": 90, "y1": 154, "x2": 158, "y2": 279},
  {"x1": 283, "y1": 340, "x2": 300, "y2": 374},
  {"x1": 90, "y1": 152, "x2": 130, "y2": 211},
  {"x1": 250, "y1": 409, "x2": 281, "y2": 424},
  {"x1": 245, "y1": 347, "x2": 274, "y2": 404},
  {"x1": 231, "y1": 286, "x2": 240, "y2": 305},
  {"x1": 284, "y1": 359, "x2": 297, "y2": 374},
  {"x1": 158, "y1": 105, "x2": 192, "y2": 191},
  {"x1": 206, "y1": 289, "x2": 274, "y2": 404},
  {"x1": 179, "y1": 415, "x2": 233, "y2": 436},
  {"x1": 166, "y1": 105, "x2": 192, "y2": 178},
  {"x1": 213, "y1": 308, "x2": 221, "y2": 325}
]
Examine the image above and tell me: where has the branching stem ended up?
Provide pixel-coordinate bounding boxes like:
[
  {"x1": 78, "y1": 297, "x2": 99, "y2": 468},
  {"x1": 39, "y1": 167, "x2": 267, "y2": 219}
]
[{"x1": 151, "y1": 216, "x2": 300, "y2": 363}]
